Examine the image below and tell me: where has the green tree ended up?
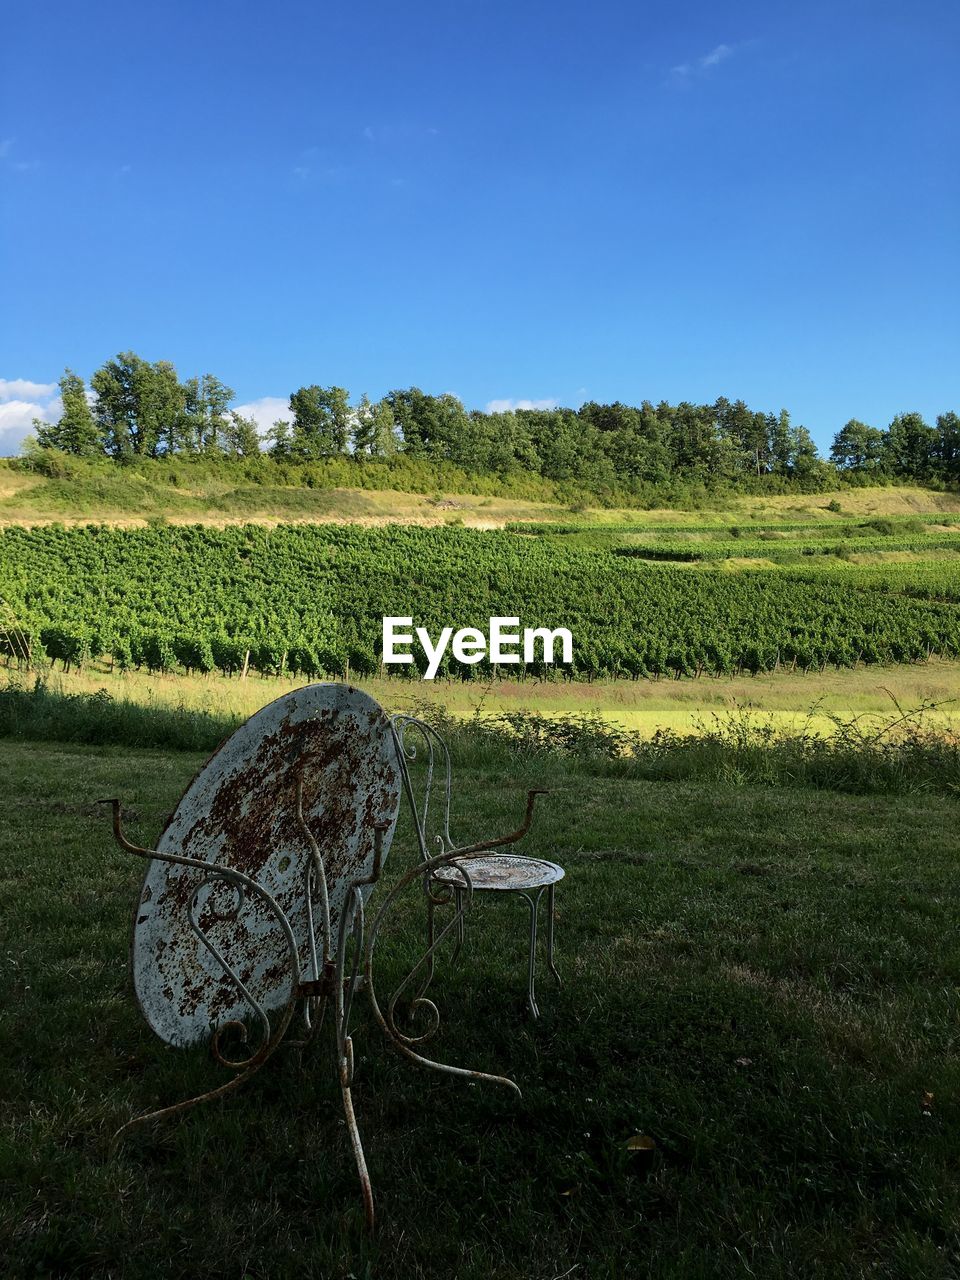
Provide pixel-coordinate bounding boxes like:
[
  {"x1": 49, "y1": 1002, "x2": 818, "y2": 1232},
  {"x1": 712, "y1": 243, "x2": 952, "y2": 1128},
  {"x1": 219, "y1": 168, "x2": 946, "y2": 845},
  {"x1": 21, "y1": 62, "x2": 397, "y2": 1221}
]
[
  {"x1": 223, "y1": 411, "x2": 262, "y2": 457},
  {"x1": 934, "y1": 412, "x2": 960, "y2": 484},
  {"x1": 576, "y1": 401, "x2": 671, "y2": 484},
  {"x1": 181, "y1": 374, "x2": 235, "y2": 452},
  {"x1": 787, "y1": 424, "x2": 824, "y2": 483},
  {"x1": 830, "y1": 420, "x2": 886, "y2": 473},
  {"x1": 91, "y1": 353, "x2": 185, "y2": 458},
  {"x1": 288, "y1": 385, "x2": 350, "y2": 459},
  {"x1": 519, "y1": 408, "x2": 582, "y2": 480},
  {"x1": 883, "y1": 412, "x2": 936, "y2": 481},
  {"x1": 136, "y1": 359, "x2": 184, "y2": 456},
  {"x1": 664, "y1": 402, "x2": 724, "y2": 479},
  {"x1": 385, "y1": 388, "x2": 469, "y2": 458},
  {"x1": 91, "y1": 353, "x2": 140, "y2": 459},
  {"x1": 769, "y1": 410, "x2": 793, "y2": 476},
  {"x1": 716, "y1": 398, "x2": 768, "y2": 479},
  {"x1": 34, "y1": 369, "x2": 101, "y2": 455},
  {"x1": 385, "y1": 387, "x2": 430, "y2": 455},
  {"x1": 265, "y1": 418, "x2": 293, "y2": 459},
  {"x1": 351, "y1": 395, "x2": 397, "y2": 458}
]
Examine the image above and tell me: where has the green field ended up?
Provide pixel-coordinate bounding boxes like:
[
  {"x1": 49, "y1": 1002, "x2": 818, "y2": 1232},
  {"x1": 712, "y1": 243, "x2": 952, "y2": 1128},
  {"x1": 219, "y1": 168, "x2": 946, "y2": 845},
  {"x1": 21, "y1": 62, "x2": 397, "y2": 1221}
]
[
  {"x1": 5, "y1": 515, "x2": 960, "y2": 682},
  {"x1": 2, "y1": 726, "x2": 959, "y2": 1279},
  {"x1": 3, "y1": 478, "x2": 960, "y2": 737},
  {"x1": 3, "y1": 478, "x2": 960, "y2": 1274}
]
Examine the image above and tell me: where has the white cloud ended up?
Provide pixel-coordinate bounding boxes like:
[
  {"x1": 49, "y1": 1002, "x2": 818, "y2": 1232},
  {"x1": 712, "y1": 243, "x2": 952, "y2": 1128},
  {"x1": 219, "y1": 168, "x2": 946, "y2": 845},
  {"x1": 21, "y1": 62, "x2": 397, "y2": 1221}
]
[
  {"x1": 0, "y1": 378, "x2": 56, "y2": 401},
  {"x1": 0, "y1": 376, "x2": 62, "y2": 455},
  {"x1": 233, "y1": 396, "x2": 293, "y2": 436},
  {"x1": 700, "y1": 43, "x2": 733, "y2": 68},
  {"x1": 291, "y1": 160, "x2": 346, "y2": 185},
  {"x1": 0, "y1": 400, "x2": 46, "y2": 429},
  {"x1": 485, "y1": 398, "x2": 560, "y2": 414},
  {"x1": 672, "y1": 42, "x2": 736, "y2": 78},
  {"x1": 0, "y1": 394, "x2": 61, "y2": 456},
  {"x1": 0, "y1": 139, "x2": 13, "y2": 159}
]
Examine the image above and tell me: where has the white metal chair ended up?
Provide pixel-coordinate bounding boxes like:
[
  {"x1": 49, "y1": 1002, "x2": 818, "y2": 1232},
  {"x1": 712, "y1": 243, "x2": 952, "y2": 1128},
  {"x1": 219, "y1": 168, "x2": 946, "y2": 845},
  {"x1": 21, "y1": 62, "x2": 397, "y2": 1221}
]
[{"x1": 391, "y1": 713, "x2": 564, "y2": 1017}]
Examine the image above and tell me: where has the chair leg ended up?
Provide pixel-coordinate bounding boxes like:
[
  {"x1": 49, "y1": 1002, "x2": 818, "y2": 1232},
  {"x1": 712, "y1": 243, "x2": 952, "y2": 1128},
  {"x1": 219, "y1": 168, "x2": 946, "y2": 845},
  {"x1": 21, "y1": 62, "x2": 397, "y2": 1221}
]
[
  {"x1": 451, "y1": 885, "x2": 466, "y2": 965},
  {"x1": 417, "y1": 891, "x2": 436, "y2": 1001},
  {"x1": 546, "y1": 883, "x2": 561, "y2": 988},
  {"x1": 520, "y1": 890, "x2": 541, "y2": 1019}
]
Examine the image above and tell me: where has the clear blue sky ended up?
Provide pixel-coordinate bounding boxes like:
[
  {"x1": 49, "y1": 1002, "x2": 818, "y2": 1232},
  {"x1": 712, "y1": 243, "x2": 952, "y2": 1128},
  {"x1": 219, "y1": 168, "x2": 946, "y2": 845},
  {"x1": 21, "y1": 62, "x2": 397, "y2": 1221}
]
[{"x1": 1, "y1": 0, "x2": 957, "y2": 453}]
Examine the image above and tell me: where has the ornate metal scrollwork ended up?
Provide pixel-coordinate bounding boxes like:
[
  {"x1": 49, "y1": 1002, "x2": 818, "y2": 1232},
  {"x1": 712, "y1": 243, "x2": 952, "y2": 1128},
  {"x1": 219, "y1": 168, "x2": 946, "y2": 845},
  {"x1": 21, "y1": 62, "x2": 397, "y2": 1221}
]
[
  {"x1": 103, "y1": 702, "x2": 546, "y2": 1233},
  {"x1": 102, "y1": 799, "x2": 303, "y2": 1141},
  {"x1": 364, "y1": 783, "x2": 546, "y2": 1096}
]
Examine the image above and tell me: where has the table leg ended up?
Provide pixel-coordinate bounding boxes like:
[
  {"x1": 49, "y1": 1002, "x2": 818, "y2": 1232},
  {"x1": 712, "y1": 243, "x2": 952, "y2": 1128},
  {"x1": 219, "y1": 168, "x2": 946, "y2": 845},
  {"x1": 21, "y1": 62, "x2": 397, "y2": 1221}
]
[
  {"x1": 521, "y1": 890, "x2": 541, "y2": 1019},
  {"x1": 547, "y1": 883, "x2": 561, "y2": 987}
]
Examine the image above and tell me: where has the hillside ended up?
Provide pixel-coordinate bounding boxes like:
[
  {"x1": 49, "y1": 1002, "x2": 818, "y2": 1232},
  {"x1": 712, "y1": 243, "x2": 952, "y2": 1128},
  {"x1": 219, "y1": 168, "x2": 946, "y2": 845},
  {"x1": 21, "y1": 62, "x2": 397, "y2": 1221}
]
[{"x1": 2, "y1": 457, "x2": 960, "y2": 529}]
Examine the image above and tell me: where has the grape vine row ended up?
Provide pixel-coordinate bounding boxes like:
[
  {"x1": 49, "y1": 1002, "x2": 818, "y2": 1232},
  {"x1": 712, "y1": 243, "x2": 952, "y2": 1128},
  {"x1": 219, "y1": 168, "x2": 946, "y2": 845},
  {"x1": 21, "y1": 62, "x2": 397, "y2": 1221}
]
[{"x1": 2, "y1": 524, "x2": 959, "y2": 679}]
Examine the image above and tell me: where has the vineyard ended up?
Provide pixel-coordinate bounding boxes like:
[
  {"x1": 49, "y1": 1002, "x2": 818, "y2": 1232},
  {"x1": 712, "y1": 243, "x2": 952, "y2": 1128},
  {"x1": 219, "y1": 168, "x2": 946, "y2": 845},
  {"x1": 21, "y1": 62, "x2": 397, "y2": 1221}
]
[
  {"x1": 510, "y1": 515, "x2": 960, "y2": 564},
  {"x1": 2, "y1": 522, "x2": 960, "y2": 680}
]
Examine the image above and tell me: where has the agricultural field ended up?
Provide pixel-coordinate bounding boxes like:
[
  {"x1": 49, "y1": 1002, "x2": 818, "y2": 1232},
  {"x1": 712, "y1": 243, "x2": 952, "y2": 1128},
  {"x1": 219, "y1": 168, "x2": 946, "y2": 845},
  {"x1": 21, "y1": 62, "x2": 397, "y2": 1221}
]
[
  {"x1": 2, "y1": 513, "x2": 960, "y2": 686},
  {"x1": 4, "y1": 490, "x2": 960, "y2": 1278}
]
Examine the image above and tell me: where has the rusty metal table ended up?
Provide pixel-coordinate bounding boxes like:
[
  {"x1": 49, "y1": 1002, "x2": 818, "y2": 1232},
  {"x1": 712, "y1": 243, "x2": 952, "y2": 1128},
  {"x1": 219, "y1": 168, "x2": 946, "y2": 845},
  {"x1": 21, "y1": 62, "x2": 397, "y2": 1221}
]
[{"x1": 104, "y1": 683, "x2": 547, "y2": 1229}]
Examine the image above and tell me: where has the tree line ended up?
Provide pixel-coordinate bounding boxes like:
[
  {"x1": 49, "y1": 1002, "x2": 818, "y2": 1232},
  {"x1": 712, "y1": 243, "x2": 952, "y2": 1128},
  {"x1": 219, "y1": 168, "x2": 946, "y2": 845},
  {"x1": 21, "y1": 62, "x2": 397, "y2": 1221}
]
[{"x1": 30, "y1": 351, "x2": 960, "y2": 492}]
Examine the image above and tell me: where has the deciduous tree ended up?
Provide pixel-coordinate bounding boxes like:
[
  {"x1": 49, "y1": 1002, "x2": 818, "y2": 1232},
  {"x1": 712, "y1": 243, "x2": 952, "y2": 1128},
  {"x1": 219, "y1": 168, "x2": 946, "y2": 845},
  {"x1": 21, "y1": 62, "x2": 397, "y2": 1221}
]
[
  {"x1": 34, "y1": 369, "x2": 101, "y2": 455},
  {"x1": 289, "y1": 385, "x2": 350, "y2": 459},
  {"x1": 830, "y1": 420, "x2": 886, "y2": 473}
]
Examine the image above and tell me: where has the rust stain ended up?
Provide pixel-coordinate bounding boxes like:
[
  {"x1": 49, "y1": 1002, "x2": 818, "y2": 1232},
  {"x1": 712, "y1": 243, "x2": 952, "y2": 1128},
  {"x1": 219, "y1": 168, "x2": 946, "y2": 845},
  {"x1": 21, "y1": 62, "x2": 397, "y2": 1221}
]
[{"x1": 131, "y1": 683, "x2": 401, "y2": 1048}]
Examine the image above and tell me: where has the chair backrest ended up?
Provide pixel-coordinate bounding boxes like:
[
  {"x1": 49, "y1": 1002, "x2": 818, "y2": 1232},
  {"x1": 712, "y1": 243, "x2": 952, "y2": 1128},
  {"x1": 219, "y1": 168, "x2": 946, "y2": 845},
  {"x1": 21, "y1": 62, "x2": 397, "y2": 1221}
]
[{"x1": 390, "y1": 714, "x2": 456, "y2": 864}]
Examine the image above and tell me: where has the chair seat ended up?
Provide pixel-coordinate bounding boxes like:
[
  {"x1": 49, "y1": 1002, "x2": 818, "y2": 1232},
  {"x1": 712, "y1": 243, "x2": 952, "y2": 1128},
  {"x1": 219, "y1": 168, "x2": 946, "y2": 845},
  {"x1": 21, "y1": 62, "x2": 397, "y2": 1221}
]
[{"x1": 431, "y1": 854, "x2": 564, "y2": 892}]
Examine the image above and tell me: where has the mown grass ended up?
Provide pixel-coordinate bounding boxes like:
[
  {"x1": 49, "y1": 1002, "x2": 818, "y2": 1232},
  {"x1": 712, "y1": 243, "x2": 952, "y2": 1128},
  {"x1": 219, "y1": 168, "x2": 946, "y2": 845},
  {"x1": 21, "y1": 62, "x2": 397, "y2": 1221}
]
[{"x1": 2, "y1": 727, "x2": 960, "y2": 1278}]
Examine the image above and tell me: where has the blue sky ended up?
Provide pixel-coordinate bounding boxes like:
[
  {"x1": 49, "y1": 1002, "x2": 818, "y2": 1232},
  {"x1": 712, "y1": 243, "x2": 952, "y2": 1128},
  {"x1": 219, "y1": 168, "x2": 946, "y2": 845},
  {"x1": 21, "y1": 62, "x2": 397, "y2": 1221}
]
[{"x1": 1, "y1": 0, "x2": 957, "y2": 454}]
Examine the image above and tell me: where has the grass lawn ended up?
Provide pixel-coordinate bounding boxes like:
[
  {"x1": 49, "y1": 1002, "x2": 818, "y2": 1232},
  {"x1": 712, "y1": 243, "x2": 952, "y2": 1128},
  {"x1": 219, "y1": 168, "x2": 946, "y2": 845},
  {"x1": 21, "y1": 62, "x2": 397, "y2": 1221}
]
[{"x1": 1, "y1": 738, "x2": 959, "y2": 1278}]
